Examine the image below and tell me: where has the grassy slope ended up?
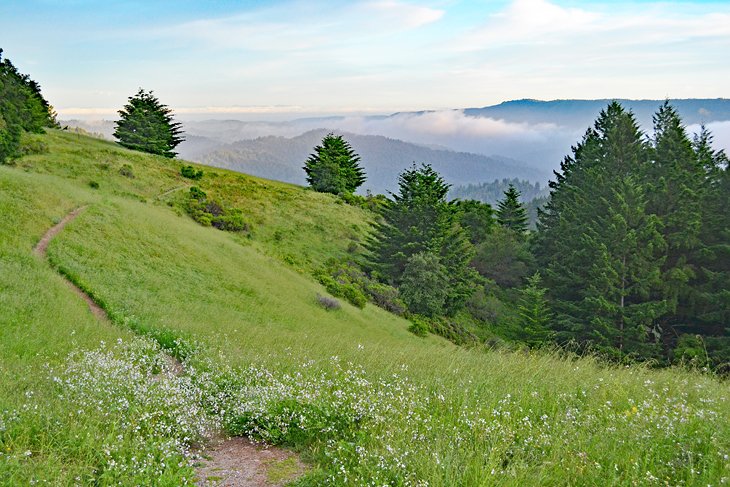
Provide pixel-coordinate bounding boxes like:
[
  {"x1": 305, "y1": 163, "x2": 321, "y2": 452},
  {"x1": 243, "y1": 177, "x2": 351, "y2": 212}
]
[{"x1": 1, "y1": 130, "x2": 729, "y2": 485}]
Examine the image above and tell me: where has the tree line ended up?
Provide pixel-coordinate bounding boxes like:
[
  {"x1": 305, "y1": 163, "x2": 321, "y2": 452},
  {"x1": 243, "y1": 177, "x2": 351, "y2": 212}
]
[
  {"x1": 0, "y1": 49, "x2": 57, "y2": 164},
  {"x1": 305, "y1": 103, "x2": 729, "y2": 370}
]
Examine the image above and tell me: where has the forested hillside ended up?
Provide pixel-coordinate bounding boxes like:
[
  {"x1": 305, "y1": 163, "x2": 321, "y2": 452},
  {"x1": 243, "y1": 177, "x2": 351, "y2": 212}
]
[{"x1": 183, "y1": 129, "x2": 546, "y2": 194}]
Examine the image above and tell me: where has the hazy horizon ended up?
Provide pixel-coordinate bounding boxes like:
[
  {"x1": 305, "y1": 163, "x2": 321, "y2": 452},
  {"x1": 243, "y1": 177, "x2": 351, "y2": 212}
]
[{"x1": 2, "y1": 0, "x2": 729, "y2": 118}]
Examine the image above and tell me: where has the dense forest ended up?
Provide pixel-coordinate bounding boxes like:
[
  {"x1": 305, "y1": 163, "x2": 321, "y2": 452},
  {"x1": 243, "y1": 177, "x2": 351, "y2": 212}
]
[{"x1": 310, "y1": 102, "x2": 729, "y2": 370}]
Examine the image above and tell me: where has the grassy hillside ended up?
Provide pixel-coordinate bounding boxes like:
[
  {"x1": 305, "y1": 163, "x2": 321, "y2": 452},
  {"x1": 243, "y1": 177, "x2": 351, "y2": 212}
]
[{"x1": 1, "y1": 130, "x2": 728, "y2": 485}]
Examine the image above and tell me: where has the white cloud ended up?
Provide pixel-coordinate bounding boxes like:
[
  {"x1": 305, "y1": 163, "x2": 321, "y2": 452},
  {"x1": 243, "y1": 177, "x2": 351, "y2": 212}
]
[{"x1": 359, "y1": 1, "x2": 444, "y2": 29}]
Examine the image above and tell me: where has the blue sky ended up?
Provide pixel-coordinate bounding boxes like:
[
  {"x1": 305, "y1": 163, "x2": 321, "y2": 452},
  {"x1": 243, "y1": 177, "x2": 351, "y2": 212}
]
[{"x1": 2, "y1": 0, "x2": 728, "y2": 119}]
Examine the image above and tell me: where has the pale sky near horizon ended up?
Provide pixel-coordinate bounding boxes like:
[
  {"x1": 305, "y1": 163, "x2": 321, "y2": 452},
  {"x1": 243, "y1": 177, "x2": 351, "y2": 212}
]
[{"x1": 2, "y1": 0, "x2": 729, "y2": 119}]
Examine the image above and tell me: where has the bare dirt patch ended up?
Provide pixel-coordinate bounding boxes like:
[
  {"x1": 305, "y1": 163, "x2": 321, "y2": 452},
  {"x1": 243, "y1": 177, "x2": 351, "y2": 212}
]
[{"x1": 196, "y1": 436, "x2": 306, "y2": 487}]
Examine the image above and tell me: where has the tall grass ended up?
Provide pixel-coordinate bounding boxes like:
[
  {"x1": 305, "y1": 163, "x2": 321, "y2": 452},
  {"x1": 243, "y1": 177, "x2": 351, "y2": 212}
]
[{"x1": 1, "y1": 132, "x2": 728, "y2": 485}]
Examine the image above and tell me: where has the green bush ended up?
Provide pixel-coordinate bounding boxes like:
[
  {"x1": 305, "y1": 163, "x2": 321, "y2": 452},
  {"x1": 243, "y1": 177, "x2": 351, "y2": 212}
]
[
  {"x1": 88, "y1": 180, "x2": 99, "y2": 189},
  {"x1": 399, "y1": 252, "x2": 448, "y2": 317},
  {"x1": 184, "y1": 187, "x2": 247, "y2": 232},
  {"x1": 407, "y1": 317, "x2": 430, "y2": 337},
  {"x1": 119, "y1": 163, "x2": 135, "y2": 178},
  {"x1": 363, "y1": 281, "x2": 405, "y2": 315},
  {"x1": 181, "y1": 164, "x2": 203, "y2": 180},
  {"x1": 17, "y1": 133, "x2": 49, "y2": 156}
]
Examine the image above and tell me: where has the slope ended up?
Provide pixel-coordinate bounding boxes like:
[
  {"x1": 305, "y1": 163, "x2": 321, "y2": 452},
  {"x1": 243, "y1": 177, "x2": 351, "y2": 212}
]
[
  {"x1": 183, "y1": 129, "x2": 547, "y2": 194},
  {"x1": 1, "y1": 130, "x2": 728, "y2": 486}
]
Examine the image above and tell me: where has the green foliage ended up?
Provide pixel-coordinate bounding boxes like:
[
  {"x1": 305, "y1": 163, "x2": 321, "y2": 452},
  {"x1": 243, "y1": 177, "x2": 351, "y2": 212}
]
[
  {"x1": 450, "y1": 178, "x2": 548, "y2": 206},
  {"x1": 496, "y1": 184, "x2": 529, "y2": 234},
  {"x1": 534, "y1": 101, "x2": 728, "y2": 362},
  {"x1": 513, "y1": 272, "x2": 553, "y2": 347},
  {"x1": 185, "y1": 187, "x2": 247, "y2": 232},
  {"x1": 315, "y1": 259, "x2": 406, "y2": 313},
  {"x1": 399, "y1": 252, "x2": 449, "y2": 317},
  {"x1": 450, "y1": 198, "x2": 495, "y2": 244},
  {"x1": 113, "y1": 89, "x2": 184, "y2": 158},
  {"x1": 0, "y1": 49, "x2": 56, "y2": 163},
  {"x1": 472, "y1": 226, "x2": 534, "y2": 288},
  {"x1": 118, "y1": 163, "x2": 135, "y2": 178},
  {"x1": 368, "y1": 164, "x2": 479, "y2": 316},
  {"x1": 303, "y1": 133, "x2": 365, "y2": 194},
  {"x1": 407, "y1": 316, "x2": 430, "y2": 337},
  {"x1": 180, "y1": 164, "x2": 203, "y2": 180}
]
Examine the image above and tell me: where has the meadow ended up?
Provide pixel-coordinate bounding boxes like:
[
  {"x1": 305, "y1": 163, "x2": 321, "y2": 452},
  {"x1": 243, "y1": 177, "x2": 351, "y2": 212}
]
[{"x1": 0, "y1": 130, "x2": 727, "y2": 485}]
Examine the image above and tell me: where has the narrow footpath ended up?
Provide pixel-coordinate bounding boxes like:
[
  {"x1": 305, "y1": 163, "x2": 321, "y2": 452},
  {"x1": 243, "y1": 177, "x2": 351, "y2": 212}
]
[{"x1": 34, "y1": 206, "x2": 305, "y2": 487}]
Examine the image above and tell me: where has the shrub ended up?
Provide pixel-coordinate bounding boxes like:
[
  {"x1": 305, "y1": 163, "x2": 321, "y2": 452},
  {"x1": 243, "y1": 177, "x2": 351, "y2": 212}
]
[
  {"x1": 399, "y1": 252, "x2": 448, "y2": 317},
  {"x1": 189, "y1": 186, "x2": 207, "y2": 200},
  {"x1": 184, "y1": 187, "x2": 247, "y2": 232},
  {"x1": 181, "y1": 164, "x2": 203, "y2": 180},
  {"x1": 17, "y1": 133, "x2": 49, "y2": 156},
  {"x1": 119, "y1": 163, "x2": 135, "y2": 178},
  {"x1": 363, "y1": 281, "x2": 405, "y2": 315},
  {"x1": 316, "y1": 294, "x2": 341, "y2": 310},
  {"x1": 407, "y1": 316, "x2": 430, "y2": 337},
  {"x1": 88, "y1": 180, "x2": 99, "y2": 189}
]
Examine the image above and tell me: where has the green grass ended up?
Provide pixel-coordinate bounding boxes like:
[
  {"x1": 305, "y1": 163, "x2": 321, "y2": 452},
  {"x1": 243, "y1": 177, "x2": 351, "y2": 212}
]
[{"x1": 1, "y1": 131, "x2": 728, "y2": 485}]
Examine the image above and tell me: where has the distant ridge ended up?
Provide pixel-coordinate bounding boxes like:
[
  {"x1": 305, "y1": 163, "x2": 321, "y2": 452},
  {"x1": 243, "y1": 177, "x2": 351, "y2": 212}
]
[
  {"x1": 464, "y1": 98, "x2": 730, "y2": 127},
  {"x1": 182, "y1": 129, "x2": 549, "y2": 194}
]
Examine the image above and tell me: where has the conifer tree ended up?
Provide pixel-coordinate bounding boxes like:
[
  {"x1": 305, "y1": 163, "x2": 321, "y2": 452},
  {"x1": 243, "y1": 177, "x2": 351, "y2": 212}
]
[
  {"x1": 0, "y1": 49, "x2": 56, "y2": 163},
  {"x1": 514, "y1": 272, "x2": 553, "y2": 348},
  {"x1": 303, "y1": 133, "x2": 365, "y2": 194},
  {"x1": 496, "y1": 184, "x2": 528, "y2": 234},
  {"x1": 113, "y1": 89, "x2": 184, "y2": 158},
  {"x1": 368, "y1": 164, "x2": 478, "y2": 314},
  {"x1": 536, "y1": 102, "x2": 668, "y2": 356},
  {"x1": 647, "y1": 102, "x2": 705, "y2": 316}
]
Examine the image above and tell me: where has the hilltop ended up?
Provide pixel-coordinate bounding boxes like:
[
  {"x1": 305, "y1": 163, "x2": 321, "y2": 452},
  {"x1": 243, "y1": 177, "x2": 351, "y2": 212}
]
[{"x1": 1, "y1": 130, "x2": 728, "y2": 485}]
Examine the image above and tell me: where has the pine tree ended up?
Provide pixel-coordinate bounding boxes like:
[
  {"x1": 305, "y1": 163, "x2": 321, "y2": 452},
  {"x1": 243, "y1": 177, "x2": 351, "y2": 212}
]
[
  {"x1": 496, "y1": 184, "x2": 528, "y2": 233},
  {"x1": 303, "y1": 133, "x2": 365, "y2": 194},
  {"x1": 369, "y1": 163, "x2": 451, "y2": 282},
  {"x1": 536, "y1": 102, "x2": 668, "y2": 357},
  {"x1": 647, "y1": 102, "x2": 706, "y2": 317},
  {"x1": 368, "y1": 164, "x2": 478, "y2": 314},
  {"x1": 113, "y1": 89, "x2": 184, "y2": 158},
  {"x1": 514, "y1": 272, "x2": 553, "y2": 348},
  {"x1": 691, "y1": 129, "x2": 730, "y2": 336},
  {"x1": 0, "y1": 49, "x2": 56, "y2": 163}
]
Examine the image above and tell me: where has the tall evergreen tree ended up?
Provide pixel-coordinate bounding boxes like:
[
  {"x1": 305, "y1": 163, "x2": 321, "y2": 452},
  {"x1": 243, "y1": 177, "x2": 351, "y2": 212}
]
[
  {"x1": 496, "y1": 184, "x2": 528, "y2": 234},
  {"x1": 0, "y1": 49, "x2": 56, "y2": 163},
  {"x1": 690, "y1": 129, "x2": 730, "y2": 336},
  {"x1": 303, "y1": 133, "x2": 365, "y2": 194},
  {"x1": 514, "y1": 272, "x2": 553, "y2": 348},
  {"x1": 368, "y1": 164, "x2": 478, "y2": 314},
  {"x1": 647, "y1": 102, "x2": 706, "y2": 321},
  {"x1": 536, "y1": 102, "x2": 668, "y2": 356},
  {"x1": 113, "y1": 89, "x2": 184, "y2": 158}
]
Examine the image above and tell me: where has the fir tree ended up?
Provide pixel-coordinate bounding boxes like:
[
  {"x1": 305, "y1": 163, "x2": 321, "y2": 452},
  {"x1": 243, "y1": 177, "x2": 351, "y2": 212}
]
[
  {"x1": 496, "y1": 184, "x2": 528, "y2": 234},
  {"x1": 536, "y1": 102, "x2": 668, "y2": 357},
  {"x1": 368, "y1": 164, "x2": 478, "y2": 314},
  {"x1": 303, "y1": 133, "x2": 365, "y2": 194},
  {"x1": 0, "y1": 49, "x2": 56, "y2": 163},
  {"x1": 113, "y1": 89, "x2": 184, "y2": 158},
  {"x1": 647, "y1": 102, "x2": 705, "y2": 318},
  {"x1": 514, "y1": 272, "x2": 553, "y2": 348}
]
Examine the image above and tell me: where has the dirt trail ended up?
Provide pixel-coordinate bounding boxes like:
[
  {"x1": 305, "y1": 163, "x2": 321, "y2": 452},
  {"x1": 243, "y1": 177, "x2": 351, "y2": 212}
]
[
  {"x1": 35, "y1": 206, "x2": 305, "y2": 487},
  {"x1": 34, "y1": 207, "x2": 109, "y2": 322}
]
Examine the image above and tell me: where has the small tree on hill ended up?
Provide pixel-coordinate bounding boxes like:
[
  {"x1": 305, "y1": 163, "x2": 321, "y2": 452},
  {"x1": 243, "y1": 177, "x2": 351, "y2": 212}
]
[
  {"x1": 497, "y1": 184, "x2": 528, "y2": 233},
  {"x1": 304, "y1": 133, "x2": 365, "y2": 194},
  {"x1": 113, "y1": 89, "x2": 184, "y2": 158}
]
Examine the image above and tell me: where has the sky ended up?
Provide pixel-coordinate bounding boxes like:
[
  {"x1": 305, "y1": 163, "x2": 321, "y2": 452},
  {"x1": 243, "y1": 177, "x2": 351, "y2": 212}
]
[{"x1": 2, "y1": 0, "x2": 729, "y2": 120}]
